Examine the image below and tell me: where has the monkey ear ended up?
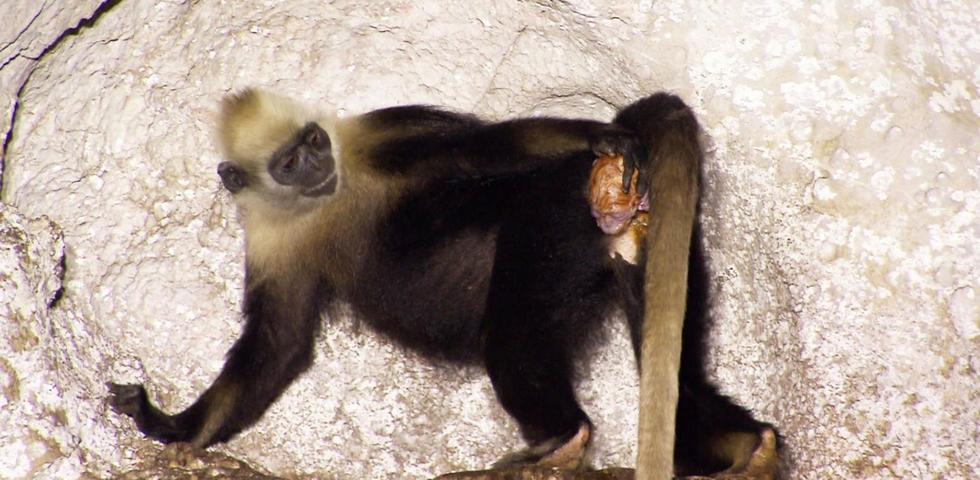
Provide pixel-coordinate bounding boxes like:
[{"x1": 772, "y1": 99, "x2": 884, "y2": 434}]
[{"x1": 218, "y1": 162, "x2": 247, "y2": 193}]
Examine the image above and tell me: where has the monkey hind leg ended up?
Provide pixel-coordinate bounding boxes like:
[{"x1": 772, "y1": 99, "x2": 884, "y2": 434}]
[
  {"x1": 484, "y1": 321, "x2": 594, "y2": 469},
  {"x1": 493, "y1": 422, "x2": 592, "y2": 470},
  {"x1": 674, "y1": 384, "x2": 781, "y2": 478},
  {"x1": 707, "y1": 428, "x2": 780, "y2": 480},
  {"x1": 482, "y1": 283, "x2": 598, "y2": 469}
]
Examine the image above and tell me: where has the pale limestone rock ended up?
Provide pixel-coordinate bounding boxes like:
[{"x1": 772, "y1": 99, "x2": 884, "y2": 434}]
[
  {"x1": 0, "y1": 1, "x2": 977, "y2": 479},
  {"x1": 0, "y1": 204, "x2": 71, "y2": 478},
  {"x1": 0, "y1": 0, "x2": 108, "y2": 180}
]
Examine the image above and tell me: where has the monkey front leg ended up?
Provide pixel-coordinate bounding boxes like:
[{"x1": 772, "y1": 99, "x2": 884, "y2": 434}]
[
  {"x1": 107, "y1": 377, "x2": 238, "y2": 447},
  {"x1": 108, "y1": 336, "x2": 315, "y2": 448},
  {"x1": 108, "y1": 279, "x2": 321, "y2": 448}
]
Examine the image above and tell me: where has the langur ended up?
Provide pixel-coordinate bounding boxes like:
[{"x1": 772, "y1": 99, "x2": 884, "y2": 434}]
[{"x1": 109, "y1": 89, "x2": 778, "y2": 476}]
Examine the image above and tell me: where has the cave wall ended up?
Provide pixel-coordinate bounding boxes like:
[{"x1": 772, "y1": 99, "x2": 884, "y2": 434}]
[{"x1": 0, "y1": 1, "x2": 976, "y2": 479}]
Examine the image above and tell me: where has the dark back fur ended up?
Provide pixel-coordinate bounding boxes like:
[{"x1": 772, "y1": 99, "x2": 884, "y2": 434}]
[{"x1": 350, "y1": 154, "x2": 615, "y2": 362}]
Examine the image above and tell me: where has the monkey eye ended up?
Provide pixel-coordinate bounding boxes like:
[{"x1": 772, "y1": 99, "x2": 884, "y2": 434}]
[{"x1": 217, "y1": 162, "x2": 246, "y2": 193}]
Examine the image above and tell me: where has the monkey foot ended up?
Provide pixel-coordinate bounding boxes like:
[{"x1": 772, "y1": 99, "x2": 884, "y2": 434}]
[
  {"x1": 537, "y1": 423, "x2": 591, "y2": 469},
  {"x1": 493, "y1": 423, "x2": 592, "y2": 470},
  {"x1": 159, "y1": 442, "x2": 208, "y2": 469},
  {"x1": 704, "y1": 428, "x2": 780, "y2": 480}
]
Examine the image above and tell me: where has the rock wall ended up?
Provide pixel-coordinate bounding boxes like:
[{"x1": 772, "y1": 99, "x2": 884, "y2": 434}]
[{"x1": 1, "y1": 1, "x2": 976, "y2": 479}]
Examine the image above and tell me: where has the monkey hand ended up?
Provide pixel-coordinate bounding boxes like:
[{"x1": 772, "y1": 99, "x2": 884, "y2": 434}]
[
  {"x1": 106, "y1": 381, "x2": 173, "y2": 444},
  {"x1": 589, "y1": 125, "x2": 647, "y2": 196},
  {"x1": 107, "y1": 382, "x2": 149, "y2": 418}
]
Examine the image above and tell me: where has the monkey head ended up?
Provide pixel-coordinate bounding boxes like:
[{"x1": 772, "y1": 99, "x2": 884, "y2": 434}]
[{"x1": 216, "y1": 89, "x2": 339, "y2": 213}]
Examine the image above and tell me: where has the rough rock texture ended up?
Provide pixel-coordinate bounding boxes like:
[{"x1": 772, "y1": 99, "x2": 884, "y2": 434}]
[
  {"x1": 0, "y1": 205, "x2": 70, "y2": 477},
  {"x1": 0, "y1": 1, "x2": 976, "y2": 479},
  {"x1": 0, "y1": 0, "x2": 111, "y2": 180},
  {"x1": 435, "y1": 466, "x2": 635, "y2": 480},
  {"x1": 113, "y1": 445, "x2": 283, "y2": 480}
]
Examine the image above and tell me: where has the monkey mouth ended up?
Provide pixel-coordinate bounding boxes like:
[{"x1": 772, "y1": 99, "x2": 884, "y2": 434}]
[{"x1": 302, "y1": 173, "x2": 338, "y2": 197}]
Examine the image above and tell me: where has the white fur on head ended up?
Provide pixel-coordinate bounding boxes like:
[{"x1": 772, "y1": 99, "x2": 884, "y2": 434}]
[
  {"x1": 219, "y1": 88, "x2": 325, "y2": 166},
  {"x1": 216, "y1": 89, "x2": 345, "y2": 275},
  {"x1": 217, "y1": 88, "x2": 340, "y2": 210}
]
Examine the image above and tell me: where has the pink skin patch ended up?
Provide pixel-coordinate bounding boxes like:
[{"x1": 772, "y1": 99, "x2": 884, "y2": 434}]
[{"x1": 591, "y1": 192, "x2": 649, "y2": 235}]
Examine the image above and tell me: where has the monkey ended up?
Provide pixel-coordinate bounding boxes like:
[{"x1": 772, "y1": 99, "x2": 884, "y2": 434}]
[
  {"x1": 108, "y1": 88, "x2": 778, "y2": 476},
  {"x1": 590, "y1": 97, "x2": 780, "y2": 479}
]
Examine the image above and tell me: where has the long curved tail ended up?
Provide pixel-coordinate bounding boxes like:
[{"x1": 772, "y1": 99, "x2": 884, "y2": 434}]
[{"x1": 614, "y1": 93, "x2": 702, "y2": 480}]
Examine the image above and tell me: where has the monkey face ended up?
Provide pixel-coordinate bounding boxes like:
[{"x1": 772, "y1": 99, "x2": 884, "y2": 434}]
[
  {"x1": 217, "y1": 121, "x2": 338, "y2": 206},
  {"x1": 267, "y1": 122, "x2": 338, "y2": 198},
  {"x1": 217, "y1": 89, "x2": 340, "y2": 209}
]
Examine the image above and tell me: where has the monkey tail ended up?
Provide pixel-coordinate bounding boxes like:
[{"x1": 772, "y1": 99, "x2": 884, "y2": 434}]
[{"x1": 614, "y1": 93, "x2": 702, "y2": 480}]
